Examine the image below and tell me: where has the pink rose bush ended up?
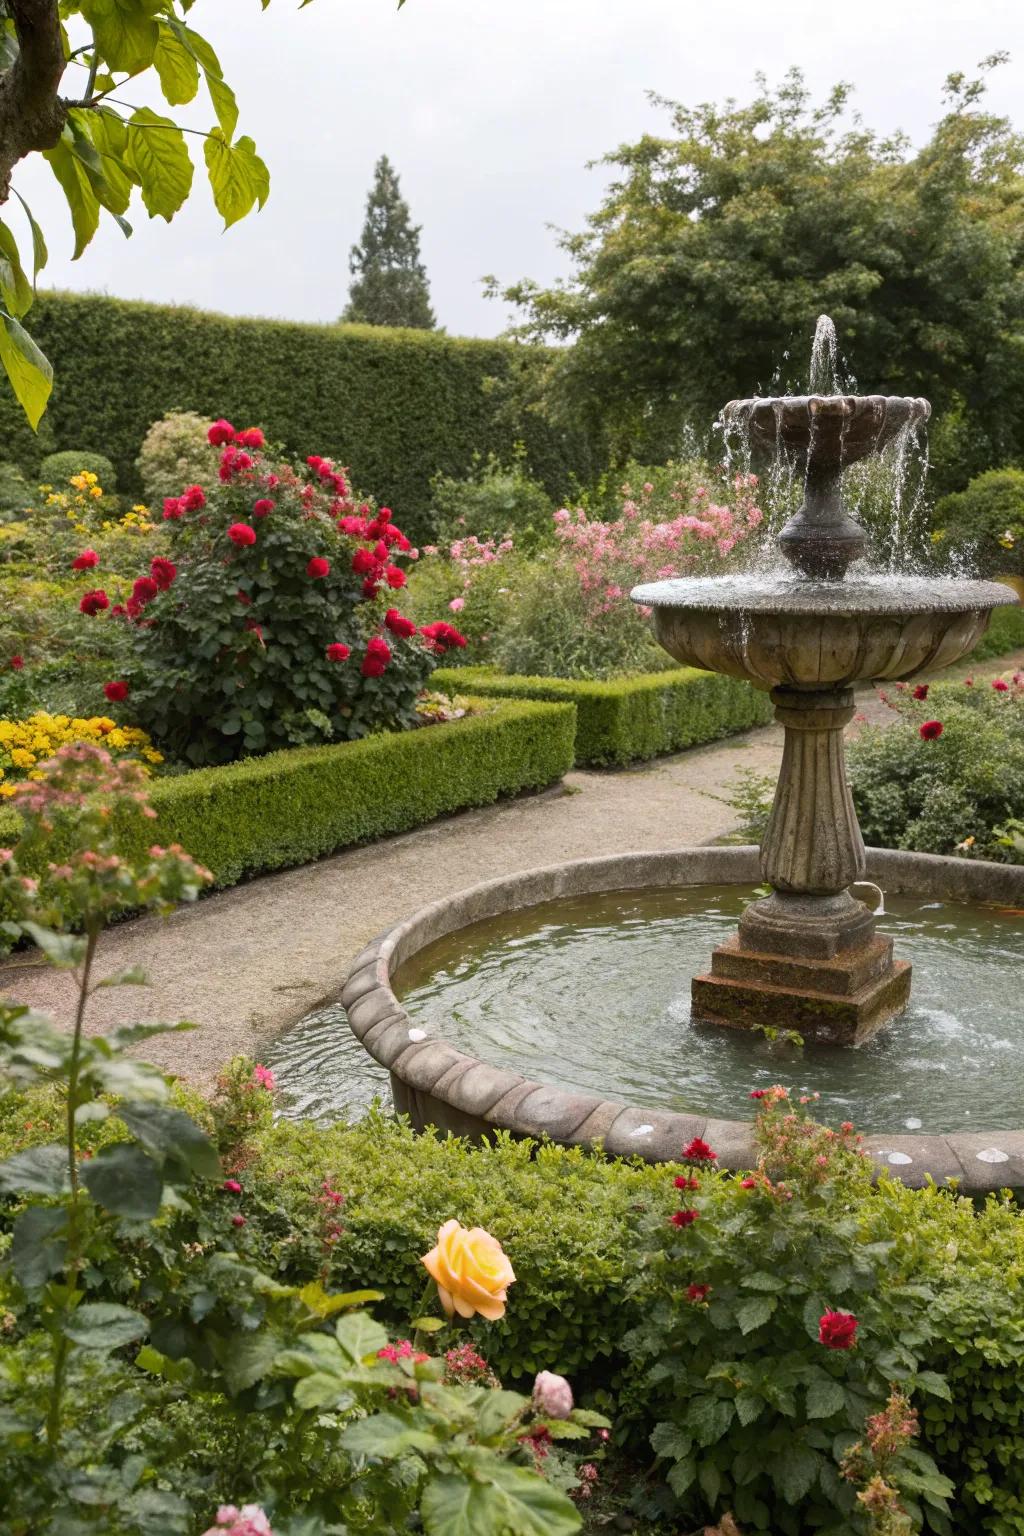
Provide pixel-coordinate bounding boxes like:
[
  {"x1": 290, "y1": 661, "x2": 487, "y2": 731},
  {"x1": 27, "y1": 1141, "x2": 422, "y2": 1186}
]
[{"x1": 85, "y1": 420, "x2": 465, "y2": 765}]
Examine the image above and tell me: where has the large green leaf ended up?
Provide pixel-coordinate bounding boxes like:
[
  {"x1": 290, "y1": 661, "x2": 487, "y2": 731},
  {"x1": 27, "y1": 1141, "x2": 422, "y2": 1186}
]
[
  {"x1": 0, "y1": 220, "x2": 32, "y2": 318},
  {"x1": 44, "y1": 139, "x2": 100, "y2": 259},
  {"x1": 772, "y1": 1442, "x2": 822, "y2": 1504},
  {"x1": 80, "y1": 0, "x2": 160, "y2": 72},
  {"x1": 11, "y1": 191, "x2": 48, "y2": 285},
  {"x1": 125, "y1": 109, "x2": 194, "y2": 221},
  {"x1": 0, "y1": 1141, "x2": 68, "y2": 1195},
  {"x1": 81, "y1": 1142, "x2": 163, "y2": 1219},
  {"x1": 334, "y1": 1310, "x2": 389, "y2": 1364},
  {"x1": 177, "y1": 25, "x2": 238, "y2": 141},
  {"x1": 687, "y1": 1395, "x2": 734, "y2": 1447},
  {"x1": 341, "y1": 1411, "x2": 439, "y2": 1460},
  {"x1": 0, "y1": 312, "x2": 53, "y2": 429},
  {"x1": 11, "y1": 1205, "x2": 67, "y2": 1289},
  {"x1": 204, "y1": 130, "x2": 269, "y2": 228},
  {"x1": 67, "y1": 110, "x2": 133, "y2": 220},
  {"x1": 118, "y1": 1100, "x2": 220, "y2": 1180},
  {"x1": 737, "y1": 1295, "x2": 777, "y2": 1335},
  {"x1": 152, "y1": 23, "x2": 200, "y2": 105},
  {"x1": 421, "y1": 1460, "x2": 582, "y2": 1536},
  {"x1": 805, "y1": 1377, "x2": 846, "y2": 1420},
  {"x1": 64, "y1": 1302, "x2": 149, "y2": 1351}
]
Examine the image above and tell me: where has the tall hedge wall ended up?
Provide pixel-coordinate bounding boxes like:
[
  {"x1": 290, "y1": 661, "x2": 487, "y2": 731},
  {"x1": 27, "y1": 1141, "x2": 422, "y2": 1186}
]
[{"x1": 15, "y1": 292, "x2": 594, "y2": 537}]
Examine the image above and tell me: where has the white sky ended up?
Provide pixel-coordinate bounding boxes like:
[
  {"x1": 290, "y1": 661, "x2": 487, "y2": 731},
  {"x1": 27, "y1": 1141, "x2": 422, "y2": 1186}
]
[{"x1": 11, "y1": 0, "x2": 1024, "y2": 338}]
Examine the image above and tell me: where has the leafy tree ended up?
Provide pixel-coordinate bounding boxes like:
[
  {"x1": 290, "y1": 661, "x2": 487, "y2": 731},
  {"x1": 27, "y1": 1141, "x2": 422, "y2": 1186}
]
[
  {"x1": 343, "y1": 153, "x2": 435, "y2": 328},
  {"x1": 493, "y1": 59, "x2": 1024, "y2": 489},
  {"x1": 0, "y1": 0, "x2": 409, "y2": 430}
]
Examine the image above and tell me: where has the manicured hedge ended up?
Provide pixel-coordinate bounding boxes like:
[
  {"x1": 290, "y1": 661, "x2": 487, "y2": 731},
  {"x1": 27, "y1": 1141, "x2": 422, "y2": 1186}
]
[
  {"x1": 968, "y1": 593, "x2": 1024, "y2": 661},
  {"x1": 22, "y1": 291, "x2": 596, "y2": 537},
  {"x1": 434, "y1": 664, "x2": 773, "y2": 766},
  {"x1": 0, "y1": 700, "x2": 575, "y2": 889}
]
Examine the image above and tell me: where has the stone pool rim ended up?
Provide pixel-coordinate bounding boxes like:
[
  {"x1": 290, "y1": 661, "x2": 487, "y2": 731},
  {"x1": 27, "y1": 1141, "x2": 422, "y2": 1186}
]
[{"x1": 339, "y1": 846, "x2": 1024, "y2": 1194}]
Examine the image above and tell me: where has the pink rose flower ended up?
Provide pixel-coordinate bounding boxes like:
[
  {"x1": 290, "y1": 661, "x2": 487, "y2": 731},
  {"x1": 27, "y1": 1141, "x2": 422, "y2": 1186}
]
[{"x1": 532, "y1": 1370, "x2": 574, "y2": 1419}]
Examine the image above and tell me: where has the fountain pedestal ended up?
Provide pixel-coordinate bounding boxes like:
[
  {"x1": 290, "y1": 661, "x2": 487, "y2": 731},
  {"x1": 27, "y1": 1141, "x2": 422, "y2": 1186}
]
[{"x1": 691, "y1": 685, "x2": 911, "y2": 1045}]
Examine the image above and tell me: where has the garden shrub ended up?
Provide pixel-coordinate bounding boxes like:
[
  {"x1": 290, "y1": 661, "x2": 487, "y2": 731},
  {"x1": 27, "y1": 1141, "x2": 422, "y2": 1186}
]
[
  {"x1": 0, "y1": 698, "x2": 576, "y2": 891},
  {"x1": 0, "y1": 712, "x2": 162, "y2": 795},
  {"x1": 934, "y1": 469, "x2": 1024, "y2": 578},
  {"x1": 428, "y1": 448, "x2": 554, "y2": 550},
  {"x1": 134, "y1": 409, "x2": 221, "y2": 506},
  {"x1": 95, "y1": 419, "x2": 463, "y2": 765},
  {"x1": 966, "y1": 595, "x2": 1024, "y2": 660},
  {"x1": 27, "y1": 291, "x2": 595, "y2": 537},
  {"x1": 434, "y1": 664, "x2": 772, "y2": 766},
  {"x1": 0, "y1": 461, "x2": 31, "y2": 516},
  {"x1": 40, "y1": 448, "x2": 117, "y2": 491},
  {"x1": 406, "y1": 535, "x2": 527, "y2": 669},
  {"x1": 848, "y1": 675, "x2": 1024, "y2": 861}
]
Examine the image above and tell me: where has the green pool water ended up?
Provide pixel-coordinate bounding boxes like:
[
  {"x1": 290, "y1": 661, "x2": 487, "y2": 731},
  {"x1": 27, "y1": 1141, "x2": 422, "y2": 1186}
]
[{"x1": 266, "y1": 885, "x2": 1024, "y2": 1136}]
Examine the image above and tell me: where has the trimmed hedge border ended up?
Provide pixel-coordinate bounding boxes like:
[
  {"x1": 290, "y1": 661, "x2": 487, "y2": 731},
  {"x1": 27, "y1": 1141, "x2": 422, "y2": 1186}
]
[
  {"x1": 433, "y1": 665, "x2": 773, "y2": 766},
  {"x1": 22, "y1": 292, "x2": 596, "y2": 536},
  {"x1": 0, "y1": 699, "x2": 575, "y2": 890}
]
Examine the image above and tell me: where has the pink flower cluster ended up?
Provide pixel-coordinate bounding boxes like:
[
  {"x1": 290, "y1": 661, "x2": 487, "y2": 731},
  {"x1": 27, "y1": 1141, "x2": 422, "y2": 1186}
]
[
  {"x1": 201, "y1": 1506, "x2": 273, "y2": 1536},
  {"x1": 552, "y1": 474, "x2": 762, "y2": 618}
]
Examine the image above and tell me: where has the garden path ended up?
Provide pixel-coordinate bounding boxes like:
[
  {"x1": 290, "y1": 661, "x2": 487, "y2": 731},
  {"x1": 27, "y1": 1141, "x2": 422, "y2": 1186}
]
[{"x1": 4, "y1": 649, "x2": 1021, "y2": 1085}]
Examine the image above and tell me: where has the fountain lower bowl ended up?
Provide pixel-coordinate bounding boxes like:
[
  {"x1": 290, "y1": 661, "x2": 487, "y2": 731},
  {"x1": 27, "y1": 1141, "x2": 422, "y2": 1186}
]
[
  {"x1": 339, "y1": 847, "x2": 1024, "y2": 1192},
  {"x1": 631, "y1": 576, "x2": 1019, "y2": 689}
]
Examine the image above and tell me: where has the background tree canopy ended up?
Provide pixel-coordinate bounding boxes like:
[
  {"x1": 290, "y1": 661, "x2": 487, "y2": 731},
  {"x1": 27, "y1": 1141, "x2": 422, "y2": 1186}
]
[
  {"x1": 343, "y1": 153, "x2": 435, "y2": 329},
  {"x1": 495, "y1": 60, "x2": 1024, "y2": 493}
]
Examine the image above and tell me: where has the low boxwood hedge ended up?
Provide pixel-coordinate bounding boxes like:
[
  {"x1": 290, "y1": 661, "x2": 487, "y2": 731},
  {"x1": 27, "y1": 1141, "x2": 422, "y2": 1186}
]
[
  {"x1": 0, "y1": 699, "x2": 575, "y2": 890},
  {"x1": 433, "y1": 665, "x2": 773, "y2": 767}
]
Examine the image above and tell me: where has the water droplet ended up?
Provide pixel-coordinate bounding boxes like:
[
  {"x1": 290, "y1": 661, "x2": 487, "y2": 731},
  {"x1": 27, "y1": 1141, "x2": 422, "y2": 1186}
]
[{"x1": 407, "y1": 1028, "x2": 427, "y2": 1042}]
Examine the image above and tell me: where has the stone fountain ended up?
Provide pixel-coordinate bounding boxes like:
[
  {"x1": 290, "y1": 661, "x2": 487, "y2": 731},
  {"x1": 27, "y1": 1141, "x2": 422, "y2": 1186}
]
[{"x1": 632, "y1": 370, "x2": 1019, "y2": 1046}]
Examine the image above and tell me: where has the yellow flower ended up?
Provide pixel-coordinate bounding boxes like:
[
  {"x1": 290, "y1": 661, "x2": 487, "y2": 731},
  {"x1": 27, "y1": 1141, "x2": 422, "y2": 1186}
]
[
  {"x1": 89, "y1": 485, "x2": 103, "y2": 499},
  {"x1": 142, "y1": 748, "x2": 164, "y2": 764},
  {"x1": 420, "y1": 1220, "x2": 515, "y2": 1321},
  {"x1": 10, "y1": 749, "x2": 36, "y2": 769},
  {"x1": 930, "y1": 529, "x2": 946, "y2": 544},
  {"x1": 0, "y1": 784, "x2": 16, "y2": 798}
]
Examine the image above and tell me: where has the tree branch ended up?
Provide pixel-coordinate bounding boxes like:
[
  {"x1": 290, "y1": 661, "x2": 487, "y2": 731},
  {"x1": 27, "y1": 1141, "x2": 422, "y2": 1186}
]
[{"x1": 0, "y1": 0, "x2": 68, "y2": 204}]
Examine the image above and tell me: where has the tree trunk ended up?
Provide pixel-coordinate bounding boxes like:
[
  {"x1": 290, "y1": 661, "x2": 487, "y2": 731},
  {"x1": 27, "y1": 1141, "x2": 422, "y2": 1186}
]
[{"x1": 0, "y1": 0, "x2": 67, "y2": 206}]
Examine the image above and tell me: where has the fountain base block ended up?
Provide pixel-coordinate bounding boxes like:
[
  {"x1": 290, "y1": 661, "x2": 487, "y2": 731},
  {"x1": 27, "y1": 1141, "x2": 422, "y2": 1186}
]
[{"x1": 691, "y1": 937, "x2": 912, "y2": 1046}]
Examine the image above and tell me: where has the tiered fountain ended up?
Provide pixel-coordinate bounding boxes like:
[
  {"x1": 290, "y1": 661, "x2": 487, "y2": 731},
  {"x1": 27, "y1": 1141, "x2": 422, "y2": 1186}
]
[
  {"x1": 633, "y1": 364, "x2": 1016, "y2": 1044},
  {"x1": 321, "y1": 319, "x2": 1024, "y2": 1189}
]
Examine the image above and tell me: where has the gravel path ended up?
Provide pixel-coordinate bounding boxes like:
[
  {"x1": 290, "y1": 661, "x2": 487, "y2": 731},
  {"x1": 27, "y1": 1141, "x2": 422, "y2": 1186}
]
[{"x1": 4, "y1": 649, "x2": 1021, "y2": 1086}]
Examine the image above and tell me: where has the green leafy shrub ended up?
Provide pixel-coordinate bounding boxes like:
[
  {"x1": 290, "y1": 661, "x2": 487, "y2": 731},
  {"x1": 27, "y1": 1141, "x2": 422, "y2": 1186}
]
[
  {"x1": 848, "y1": 676, "x2": 1024, "y2": 861},
  {"x1": 967, "y1": 599, "x2": 1024, "y2": 660},
  {"x1": 428, "y1": 448, "x2": 554, "y2": 550},
  {"x1": 934, "y1": 469, "x2": 1024, "y2": 578},
  {"x1": 40, "y1": 449, "x2": 117, "y2": 492},
  {"x1": 28, "y1": 291, "x2": 595, "y2": 538},
  {"x1": 0, "y1": 751, "x2": 591, "y2": 1536},
  {"x1": 406, "y1": 538, "x2": 529, "y2": 670},
  {"x1": 0, "y1": 698, "x2": 576, "y2": 891},
  {"x1": 135, "y1": 409, "x2": 221, "y2": 506},
  {"x1": 110, "y1": 423, "x2": 445, "y2": 765},
  {"x1": 434, "y1": 664, "x2": 772, "y2": 766},
  {"x1": 0, "y1": 461, "x2": 31, "y2": 516}
]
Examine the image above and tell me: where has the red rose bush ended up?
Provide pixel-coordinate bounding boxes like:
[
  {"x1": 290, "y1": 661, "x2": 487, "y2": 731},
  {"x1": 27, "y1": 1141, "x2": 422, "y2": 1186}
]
[{"x1": 97, "y1": 421, "x2": 464, "y2": 764}]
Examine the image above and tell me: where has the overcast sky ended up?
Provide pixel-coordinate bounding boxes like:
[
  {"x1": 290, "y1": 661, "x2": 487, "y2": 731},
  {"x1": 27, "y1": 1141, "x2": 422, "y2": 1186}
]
[{"x1": 12, "y1": 0, "x2": 1024, "y2": 338}]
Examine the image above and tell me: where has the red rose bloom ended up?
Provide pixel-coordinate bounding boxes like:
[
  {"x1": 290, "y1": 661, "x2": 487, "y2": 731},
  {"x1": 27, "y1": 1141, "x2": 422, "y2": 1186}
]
[
  {"x1": 103, "y1": 680, "x2": 129, "y2": 703},
  {"x1": 362, "y1": 578, "x2": 380, "y2": 599},
  {"x1": 420, "y1": 621, "x2": 467, "y2": 653},
  {"x1": 993, "y1": 678, "x2": 1010, "y2": 692},
  {"x1": 132, "y1": 576, "x2": 159, "y2": 608},
  {"x1": 150, "y1": 557, "x2": 177, "y2": 590},
  {"x1": 338, "y1": 515, "x2": 368, "y2": 537},
  {"x1": 749, "y1": 1088, "x2": 767, "y2": 1099},
  {"x1": 79, "y1": 590, "x2": 109, "y2": 616},
  {"x1": 228, "y1": 523, "x2": 257, "y2": 547},
  {"x1": 231, "y1": 1213, "x2": 246, "y2": 1229},
  {"x1": 366, "y1": 635, "x2": 391, "y2": 659},
  {"x1": 385, "y1": 564, "x2": 407, "y2": 589},
  {"x1": 818, "y1": 1310, "x2": 858, "y2": 1350},
  {"x1": 351, "y1": 548, "x2": 378, "y2": 576},
  {"x1": 71, "y1": 549, "x2": 99, "y2": 571},
  {"x1": 911, "y1": 684, "x2": 929, "y2": 701},
  {"x1": 682, "y1": 1137, "x2": 717, "y2": 1162},
  {"x1": 739, "y1": 1177, "x2": 758, "y2": 1189},
  {"x1": 674, "y1": 1174, "x2": 699, "y2": 1190},
  {"x1": 10, "y1": 655, "x2": 23, "y2": 670},
  {"x1": 326, "y1": 642, "x2": 351, "y2": 662},
  {"x1": 384, "y1": 609, "x2": 416, "y2": 638},
  {"x1": 361, "y1": 656, "x2": 386, "y2": 678},
  {"x1": 208, "y1": 419, "x2": 236, "y2": 446},
  {"x1": 163, "y1": 496, "x2": 184, "y2": 520},
  {"x1": 307, "y1": 556, "x2": 330, "y2": 579},
  {"x1": 686, "y1": 1284, "x2": 711, "y2": 1302},
  {"x1": 253, "y1": 498, "x2": 274, "y2": 518},
  {"x1": 181, "y1": 484, "x2": 206, "y2": 511},
  {"x1": 377, "y1": 506, "x2": 392, "y2": 524},
  {"x1": 235, "y1": 427, "x2": 264, "y2": 449},
  {"x1": 919, "y1": 720, "x2": 944, "y2": 741},
  {"x1": 670, "y1": 1209, "x2": 699, "y2": 1228}
]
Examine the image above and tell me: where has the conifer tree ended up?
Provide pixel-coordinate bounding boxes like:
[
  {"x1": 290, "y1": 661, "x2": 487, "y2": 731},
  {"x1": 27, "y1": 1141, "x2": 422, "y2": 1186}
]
[{"x1": 343, "y1": 155, "x2": 435, "y2": 329}]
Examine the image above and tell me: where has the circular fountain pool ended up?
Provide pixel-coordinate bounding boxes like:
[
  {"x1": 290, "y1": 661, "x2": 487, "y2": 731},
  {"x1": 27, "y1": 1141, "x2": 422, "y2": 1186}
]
[{"x1": 269, "y1": 882, "x2": 1024, "y2": 1137}]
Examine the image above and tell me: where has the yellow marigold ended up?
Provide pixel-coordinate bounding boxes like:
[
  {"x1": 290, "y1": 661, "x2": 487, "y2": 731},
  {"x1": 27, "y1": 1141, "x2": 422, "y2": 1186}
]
[
  {"x1": 10, "y1": 749, "x2": 36, "y2": 768},
  {"x1": 89, "y1": 486, "x2": 103, "y2": 499},
  {"x1": 142, "y1": 748, "x2": 164, "y2": 764},
  {"x1": 0, "y1": 784, "x2": 16, "y2": 798}
]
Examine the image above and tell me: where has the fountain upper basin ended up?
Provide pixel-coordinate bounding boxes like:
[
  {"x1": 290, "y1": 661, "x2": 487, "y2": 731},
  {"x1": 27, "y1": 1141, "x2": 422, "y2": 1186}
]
[{"x1": 630, "y1": 575, "x2": 1020, "y2": 690}]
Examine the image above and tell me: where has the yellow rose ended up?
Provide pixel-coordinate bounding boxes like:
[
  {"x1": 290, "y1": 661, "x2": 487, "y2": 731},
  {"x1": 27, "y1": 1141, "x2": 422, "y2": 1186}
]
[{"x1": 421, "y1": 1219, "x2": 515, "y2": 1321}]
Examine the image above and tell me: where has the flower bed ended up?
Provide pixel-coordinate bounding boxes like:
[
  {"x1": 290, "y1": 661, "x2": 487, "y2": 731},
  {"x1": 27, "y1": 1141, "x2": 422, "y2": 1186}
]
[
  {"x1": 432, "y1": 664, "x2": 772, "y2": 767},
  {"x1": 0, "y1": 698, "x2": 575, "y2": 891}
]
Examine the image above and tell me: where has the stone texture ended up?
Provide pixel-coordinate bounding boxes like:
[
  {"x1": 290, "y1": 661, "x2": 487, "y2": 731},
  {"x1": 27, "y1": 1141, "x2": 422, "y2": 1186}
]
[
  {"x1": 861, "y1": 1135, "x2": 963, "y2": 1187},
  {"x1": 692, "y1": 960, "x2": 912, "y2": 1046},
  {"x1": 514, "y1": 1085, "x2": 605, "y2": 1142},
  {"x1": 603, "y1": 1107, "x2": 708, "y2": 1163},
  {"x1": 711, "y1": 932, "x2": 895, "y2": 996},
  {"x1": 446, "y1": 1062, "x2": 528, "y2": 1118},
  {"x1": 946, "y1": 1132, "x2": 1024, "y2": 1192},
  {"x1": 761, "y1": 688, "x2": 864, "y2": 895}
]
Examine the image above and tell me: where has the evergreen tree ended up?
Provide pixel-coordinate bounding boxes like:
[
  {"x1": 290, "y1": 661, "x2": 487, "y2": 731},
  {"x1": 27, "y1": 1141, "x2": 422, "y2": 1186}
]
[{"x1": 343, "y1": 155, "x2": 436, "y2": 329}]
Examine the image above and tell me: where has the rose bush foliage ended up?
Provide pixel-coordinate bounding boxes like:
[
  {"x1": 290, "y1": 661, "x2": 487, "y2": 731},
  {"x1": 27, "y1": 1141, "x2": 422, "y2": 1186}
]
[{"x1": 79, "y1": 422, "x2": 465, "y2": 765}]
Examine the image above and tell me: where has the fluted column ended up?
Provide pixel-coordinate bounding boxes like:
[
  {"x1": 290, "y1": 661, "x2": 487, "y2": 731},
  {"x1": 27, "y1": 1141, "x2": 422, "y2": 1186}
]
[{"x1": 760, "y1": 686, "x2": 865, "y2": 896}]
